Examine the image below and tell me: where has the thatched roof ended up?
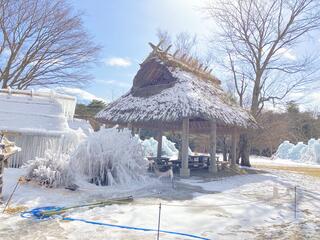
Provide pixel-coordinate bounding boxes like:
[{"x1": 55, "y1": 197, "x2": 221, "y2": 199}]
[{"x1": 96, "y1": 43, "x2": 257, "y2": 130}]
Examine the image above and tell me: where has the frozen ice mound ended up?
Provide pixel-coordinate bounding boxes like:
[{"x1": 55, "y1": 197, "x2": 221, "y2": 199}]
[
  {"x1": 141, "y1": 136, "x2": 179, "y2": 158},
  {"x1": 276, "y1": 139, "x2": 320, "y2": 164},
  {"x1": 275, "y1": 141, "x2": 294, "y2": 159},
  {"x1": 300, "y1": 139, "x2": 320, "y2": 164},
  {"x1": 288, "y1": 142, "x2": 307, "y2": 160}
]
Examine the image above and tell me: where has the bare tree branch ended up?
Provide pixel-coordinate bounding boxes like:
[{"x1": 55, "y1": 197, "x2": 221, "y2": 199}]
[
  {"x1": 0, "y1": 0, "x2": 100, "y2": 89},
  {"x1": 207, "y1": 0, "x2": 320, "y2": 117}
]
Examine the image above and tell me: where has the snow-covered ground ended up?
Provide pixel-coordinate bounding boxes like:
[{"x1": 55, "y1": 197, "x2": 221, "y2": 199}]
[
  {"x1": 251, "y1": 155, "x2": 320, "y2": 168},
  {"x1": 1, "y1": 162, "x2": 320, "y2": 240}
]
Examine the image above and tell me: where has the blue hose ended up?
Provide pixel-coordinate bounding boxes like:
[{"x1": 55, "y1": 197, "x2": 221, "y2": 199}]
[
  {"x1": 63, "y1": 217, "x2": 210, "y2": 240},
  {"x1": 21, "y1": 206, "x2": 211, "y2": 240}
]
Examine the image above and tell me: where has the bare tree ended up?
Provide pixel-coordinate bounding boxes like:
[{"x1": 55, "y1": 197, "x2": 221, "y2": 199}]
[
  {"x1": 156, "y1": 29, "x2": 202, "y2": 61},
  {"x1": 156, "y1": 29, "x2": 172, "y2": 50},
  {"x1": 0, "y1": 0, "x2": 100, "y2": 89},
  {"x1": 206, "y1": 0, "x2": 320, "y2": 166}
]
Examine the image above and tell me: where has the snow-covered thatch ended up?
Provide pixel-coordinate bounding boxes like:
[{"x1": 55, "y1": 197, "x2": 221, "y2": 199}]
[{"x1": 96, "y1": 45, "x2": 256, "y2": 130}]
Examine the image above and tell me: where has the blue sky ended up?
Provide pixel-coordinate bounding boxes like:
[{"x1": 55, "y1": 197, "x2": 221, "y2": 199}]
[
  {"x1": 67, "y1": 0, "x2": 320, "y2": 111},
  {"x1": 69, "y1": 0, "x2": 211, "y2": 101}
]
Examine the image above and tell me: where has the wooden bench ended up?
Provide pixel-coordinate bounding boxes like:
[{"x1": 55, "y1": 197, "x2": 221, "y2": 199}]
[{"x1": 169, "y1": 155, "x2": 221, "y2": 171}]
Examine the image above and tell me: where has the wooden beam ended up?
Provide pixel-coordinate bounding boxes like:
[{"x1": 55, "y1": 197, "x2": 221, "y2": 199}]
[
  {"x1": 0, "y1": 155, "x2": 4, "y2": 201},
  {"x1": 231, "y1": 128, "x2": 237, "y2": 166},
  {"x1": 127, "y1": 123, "x2": 134, "y2": 136},
  {"x1": 164, "y1": 45, "x2": 172, "y2": 53},
  {"x1": 180, "y1": 118, "x2": 190, "y2": 177},
  {"x1": 137, "y1": 128, "x2": 141, "y2": 138},
  {"x1": 209, "y1": 120, "x2": 217, "y2": 173},
  {"x1": 131, "y1": 121, "x2": 243, "y2": 135},
  {"x1": 156, "y1": 131, "x2": 163, "y2": 160}
]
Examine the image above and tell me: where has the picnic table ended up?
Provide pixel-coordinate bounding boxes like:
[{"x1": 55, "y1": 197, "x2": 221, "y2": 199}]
[
  {"x1": 169, "y1": 155, "x2": 217, "y2": 170},
  {"x1": 147, "y1": 154, "x2": 230, "y2": 172}
]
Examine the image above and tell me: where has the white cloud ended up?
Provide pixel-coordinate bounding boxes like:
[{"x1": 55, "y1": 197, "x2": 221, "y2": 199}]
[
  {"x1": 298, "y1": 92, "x2": 320, "y2": 111},
  {"x1": 277, "y1": 48, "x2": 297, "y2": 61},
  {"x1": 104, "y1": 57, "x2": 132, "y2": 67},
  {"x1": 95, "y1": 79, "x2": 131, "y2": 88},
  {"x1": 282, "y1": 90, "x2": 320, "y2": 112},
  {"x1": 38, "y1": 87, "x2": 107, "y2": 104}
]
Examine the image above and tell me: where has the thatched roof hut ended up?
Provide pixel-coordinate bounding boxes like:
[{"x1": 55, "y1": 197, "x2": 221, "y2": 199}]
[{"x1": 97, "y1": 42, "x2": 257, "y2": 177}]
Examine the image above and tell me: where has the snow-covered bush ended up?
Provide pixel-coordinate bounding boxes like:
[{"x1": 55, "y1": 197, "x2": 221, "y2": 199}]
[
  {"x1": 24, "y1": 129, "x2": 86, "y2": 187},
  {"x1": 70, "y1": 128, "x2": 149, "y2": 186},
  {"x1": 25, "y1": 150, "x2": 73, "y2": 187}
]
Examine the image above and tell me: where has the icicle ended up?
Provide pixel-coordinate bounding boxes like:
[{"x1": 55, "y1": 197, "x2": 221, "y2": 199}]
[{"x1": 70, "y1": 128, "x2": 149, "y2": 186}]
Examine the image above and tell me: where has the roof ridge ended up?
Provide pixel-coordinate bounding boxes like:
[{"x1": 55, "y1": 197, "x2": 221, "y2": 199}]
[{"x1": 146, "y1": 42, "x2": 221, "y2": 85}]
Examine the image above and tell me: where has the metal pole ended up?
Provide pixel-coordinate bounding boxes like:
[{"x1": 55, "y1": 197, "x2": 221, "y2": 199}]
[
  {"x1": 294, "y1": 186, "x2": 297, "y2": 219},
  {"x1": 157, "y1": 203, "x2": 162, "y2": 240},
  {"x1": 3, "y1": 177, "x2": 21, "y2": 213}
]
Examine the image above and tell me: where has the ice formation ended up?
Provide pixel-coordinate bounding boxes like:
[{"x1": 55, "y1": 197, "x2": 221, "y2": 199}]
[
  {"x1": 276, "y1": 139, "x2": 320, "y2": 164},
  {"x1": 70, "y1": 128, "x2": 149, "y2": 186},
  {"x1": 288, "y1": 142, "x2": 307, "y2": 160},
  {"x1": 25, "y1": 129, "x2": 86, "y2": 187},
  {"x1": 276, "y1": 141, "x2": 294, "y2": 159},
  {"x1": 68, "y1": 118, "x2": 93, "y2": 135},
  {"x1": 141, "y1": 136, "x2": 179, "y2": 158},
  {"x1": 25, "y1": 150, "x2": 73, "y2": 187},
  {"x1": 0, "y1": 89, "x2": 77, "y2": 167},
  {"x1": 300, "y1": 139, "x2": 320, "y2": 164}
]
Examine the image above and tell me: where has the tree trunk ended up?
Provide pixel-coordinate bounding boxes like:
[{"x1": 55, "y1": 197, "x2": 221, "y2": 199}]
[{"x1": 239, "y1": 133, "x2": 251, "y2": 167}]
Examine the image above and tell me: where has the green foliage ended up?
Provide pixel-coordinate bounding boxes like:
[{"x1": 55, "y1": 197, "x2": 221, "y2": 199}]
[
  {"x1": 75, "y1": 100, "x2": 106, "y2": 118},
  {"x1": 284, "y1": 101, "x2": 318, "y2": 143},
  {"x1": 286, "y1": 101, "x2": 299, "y2": 114}
]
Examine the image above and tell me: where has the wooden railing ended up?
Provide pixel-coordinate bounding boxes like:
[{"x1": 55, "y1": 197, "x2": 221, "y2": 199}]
[
  {"x1": 0, "y1": 88, "x2": 76, "y2": 101},
  {"x1": 0, "y1": 88, "x2": 77, "y2": 120}
]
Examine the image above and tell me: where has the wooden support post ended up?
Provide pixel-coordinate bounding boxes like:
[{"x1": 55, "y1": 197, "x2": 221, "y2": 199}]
[
  {"x1": 231, "y1": 128, "x2": 237, "y2": 167},
  {"x1": 209, "y1": 120, "x2": 217, "y2": 173},
  {"x1": 0, "y1": 155, "x2": 4, "y2": 201},
  {"x1": 180, "y1": 118, "x2": 190, "y2": 177},
  {"x1": 137, "y1": 128, "x2": 141, "y2": 138},
  {"x1": 156, "y1": 131, "x2": 163, "y2": 161},
  {"x1": 127, "y1": 123, "x2": 134, "y2": 136}
]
